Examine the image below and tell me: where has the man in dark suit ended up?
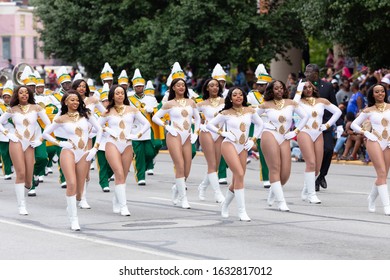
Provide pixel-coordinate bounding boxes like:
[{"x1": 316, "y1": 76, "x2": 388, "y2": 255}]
[{"x1": 304, "y1": 64, "x2": 343, "y2": 191}]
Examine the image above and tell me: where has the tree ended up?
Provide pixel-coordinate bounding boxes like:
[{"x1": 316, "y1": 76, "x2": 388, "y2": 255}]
[
  {"x1": 296, "y1": 0, "x2": 390, "y2": 69},
  {"x1": 32, "y1": 0, "x2": 306, "y2": 81}
]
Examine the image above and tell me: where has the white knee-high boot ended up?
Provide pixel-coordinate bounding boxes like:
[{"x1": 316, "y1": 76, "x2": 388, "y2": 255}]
[
  {"x1": 176, "y1": 177, "x2": 190, "y2": 209},
  {"x1": 305, "y1": 172, "x2": 321, "y2": 204},
  {"x1": 235, "y1": 189, "x2": 251, "y2": 221},
  {"x1": 271, "y1": 181, "x2": 290, "y2": 212},
  {"x1": 267, "y1": 187, "x2": 275, "y2": 206},
  {"x1": 368, "y1": 184, "x2": 378, "y2": 213},
  {"x1": 66, "y1": 195, "x2": 80, "y2": 231},
  {"x1": 198, "y1": 174, "x2": 209, "y2": 201},
  {"x1": 115, "y1": 184, "x2": 131, "y2": 216},
  {"x1": 171, "y1": 184, "x2": 179, "y2": 205},
  {"x1": 301, "y1": 181, "x2": 308, "y2": 201},
  {"x1": 221, "y1": 189, "x2": 235, "y2": 218},
  {"x1": 78, "y1": 181, "x2": 91, "y2": 209},
  {"x1": 208, "y1": 172, "x2": 225, "y2": 203},
  {"x1": 377, "y1": 184, "x2": 390, "y2": 215},
  {"x1": 15, "y1": 183, "x2": 28, "y2": 215}
]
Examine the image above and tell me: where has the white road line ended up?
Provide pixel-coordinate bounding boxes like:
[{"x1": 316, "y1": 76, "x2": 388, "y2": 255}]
[
  {"x1": 0, "y1": 218, "x2": 189, "y2": 260},
  {"x1": 344, "y1": 191, "x2": 369, "y2": 195},
  {"x1": 149, "y1": 197, "x2": 219, "y2": 207}
]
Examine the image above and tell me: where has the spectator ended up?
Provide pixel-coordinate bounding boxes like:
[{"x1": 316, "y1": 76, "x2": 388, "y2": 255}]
[
  {"x1": 339, "y1": 112, "x2": 363, "y2": 161},
  {"x1": 234, "y1": 64, "x2": 247, "y2": 90},
  {"x1": 325, "y1": 48, "x2": 334, "y2": 68},
  {"x1": 336, "y1": 77, "x2": 353, "y2": 107},
  {"x1": 7, "y1": 59, "x2": 14, "y2": 70},
  {"x1": 48, "y1": 69, "x2": 57, "y2": 91}
]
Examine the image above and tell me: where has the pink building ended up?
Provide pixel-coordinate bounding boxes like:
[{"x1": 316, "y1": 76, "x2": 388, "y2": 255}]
[{"x1": 0, "y1": 0, "x2": 55, "y2": 69}]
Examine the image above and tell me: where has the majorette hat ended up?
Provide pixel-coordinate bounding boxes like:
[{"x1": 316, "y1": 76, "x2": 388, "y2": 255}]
[
  {"x1": 87, "y1": 78, "x2": 96, "y2": 91},
  {"x1": 171, "y1": 62, "x2": 185, "y2": 80},
  {"x1": 100, "y1": 82, "x2": 109, "y2": 101},
  {"x1": 211, "y1": 63, "x2": 226, "y2": 81},
  {"x1": 100, "y1": 62, "x2": 114, "y2": 81},
  {"x1": 34, "y1": 70, "x2": 45, "y2": 87},
  {"x1": 57, "y1": 66, "x2": 71, "y2": 84},
  {"x1": 73, "y1": 73, "x2": 83, "y2": 83},
  {"x1": 20, "y1": 66, "x2": 36, "y2": 86},
  {"x1": 255, "y1": 64, "x2": 272, "y2": 84},
  {"x1": 144, "y1": 80, "x2": 155, "y2": 95},
  {"x1": 166, "y1": 73, "x2": 173, "y2": 87},
  {"x1": 118, "y1": 70, "x2": 129, "y2": 85},
  {"x1": 132, "y1": 68, "x2": 145, "y2": 87},
  {"x1": 0, "y1": 83, "x2": 3, "y2": 89},
  {"x1": 2, "y1": 80, "x2": 13, "y2": 96}
]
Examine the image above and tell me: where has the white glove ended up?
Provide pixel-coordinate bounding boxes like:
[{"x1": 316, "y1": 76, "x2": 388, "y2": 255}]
[
  {"x1": 364, "y1": 131, "x2": 378, "y2": 142},
  {"x1": 85, "y1": 147, "x2": 97, "y2": 161},
  {"x1": 284, "y1": 131, "x2": 297, "y2": 140},
  {"x1": 320, "y1": 124, "x2": 329, "y2": 132},
  {"x1": 263, "y1": 123, "x2": 276, "y2": 130},
  {"x1": 190, "y1": 133, "x2": 198, "y2": 144},
  {"x1": 387, "y1": 142, "x2": 390, "y2": 149},
  {"x1": 59, "y1": 141, "x2": 73, "y2": 149},
  {"x1": 244, "y1": 139, "x2": 254, "y2": 151},
  {"x1": 165, "y1": 125, "x2": 177, "y2": 136},
  {"x1": 296, "y1": 79, "x2": 305, "y2": 93},
  {"x1": 7, "y1": 133, "x2": 19, "y2": 143},
  {"x1": 104, "y1": 127, "x2": 119, "y2": 139},
  {"x1": 336, "y1": 125, "x2": 344, "y2": 138},
  {"x1": 200, "y1": 124, "x2": 208, "y2": 132},
  {"x1": 31, "y1": 139, "x2": 42, "y2": 148},
  {"x1": 221, "y1": 131, "x2": 236, "y2": 142},
  {"x1": 145, "y1": 106, "x2": 154, "y2": 113}
]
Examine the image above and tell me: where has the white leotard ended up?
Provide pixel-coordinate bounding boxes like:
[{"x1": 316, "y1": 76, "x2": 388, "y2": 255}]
[{"x1": 197, "y1": 97, "x2": 225, "y2": 141}]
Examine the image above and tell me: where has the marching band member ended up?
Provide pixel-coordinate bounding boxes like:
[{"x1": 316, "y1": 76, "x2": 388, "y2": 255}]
[
  {"x1": 0, "y1": 85, "x2": 51, "y2": 215},
  {"x1": 207, "y1": 87, "x2": 263, "y2": 221},
  {"x1": 129, "y1": 69, "x2": 159, "y2": 185},
  {"x1": 99, "y1": 84, "x2": 150, "y2": 216},
  {"x1": 351, "y1": 83, "x2": 390, "y2": 215},
  {"x1": 257, "y1": 80, "x2": 309, "y2": 212},
  {"x1": 42, "y1": 90, "x2": 102, "y2": 231},
  {"x1": 197, "y1": 78, "x2": 225, "y2": 203},
  {"x1": 293, "y1": 80, "x2": 341, "y2": 204},
  {"x1": 152, "y1": 73, "x2": 201, "y2": 209}
]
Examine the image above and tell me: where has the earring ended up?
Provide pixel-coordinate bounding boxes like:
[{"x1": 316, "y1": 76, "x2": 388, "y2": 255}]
[{"x1": 230, "y1": 100, "x2": 232, "y2": 102}]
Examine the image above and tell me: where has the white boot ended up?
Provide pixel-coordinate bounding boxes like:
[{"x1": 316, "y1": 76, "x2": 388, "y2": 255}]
[
  {"x1": 78, "y1": 181, "x2": 91, "y2": 209},
  {"x1": 305, "y1": 172, "x2": 321, "y2": 204},
  {"x1": 235, "y1": 189, "x2": 251, "y2": 221},
  {"x1": 208, "y1": 172, "x2": 225, "y2": 203},
  {"x1": 271, "y1": 181, "x2": 290, "y2": 212},
  {"x1": 301, "y1": 181, "x2": 308, "y2": 201},
  {"x1": 176, "y1": 178, "x2": 191, "y2": 209},
  {"x1": 66, "y1": 195, "x2": 80, "y2": 231},
  {"x1": 171, "y1": 184, "x2": 179, "y2": 205},
  {"x1": 15, "y1": 183, "x2": 28, "y2": 215},
  {"x1": 221, "y1": 189, "x2": 235, "y2": 218},
  {"x1": 198, "y1": 174, "x2": 209, "y2": 201},
  {"x1": 115, "y1": 184, "x2": 131, "y2": 216},
  {"x1": 368, "y1": 185, "x2": 378, "y2": 213},
  {"x1": 377, "y1": 184, "x2": 390, "y2": 215},
  {"x1": 267, "y1": 188, "x2": 275, "y2": 206}
]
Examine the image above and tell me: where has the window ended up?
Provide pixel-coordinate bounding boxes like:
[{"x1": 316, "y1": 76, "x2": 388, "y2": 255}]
[
  {"x1": 21, "y1": 37, "x2": 25, "y2": 59},
  {"x1": 33, "y1": 37, "x2": 38, "y2": 59},
  {"x1": 20, "y1": 14, "x2": 25, "y2": 29},
  {"x1": 2, "y1": 37, "x2": 11, "y2": 60}
]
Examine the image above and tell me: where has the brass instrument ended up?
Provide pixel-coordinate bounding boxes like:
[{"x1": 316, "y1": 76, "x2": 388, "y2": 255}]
[{"x1": 0, "y1": 63, "x2": 32, "y2": 86}]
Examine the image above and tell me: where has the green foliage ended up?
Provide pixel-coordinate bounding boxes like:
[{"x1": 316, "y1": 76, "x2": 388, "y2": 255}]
[
  {"x1": 31, "y1": 0, "x2": 306, "y2": 82},
  {"x1": 295, "y1": 0, "x2": 390, "y2": 68},
  {"x1": 308, "y1": 37, "x2": 332, "y2": 69}
]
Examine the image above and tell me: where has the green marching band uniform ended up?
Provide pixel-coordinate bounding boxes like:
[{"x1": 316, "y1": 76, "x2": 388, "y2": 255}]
[
  {"x1": 129, "y1": 69, "x2": 163, "y2": 185},
  {"x1": 0, "y1": 81, "x2": 13, "y2": 180}
]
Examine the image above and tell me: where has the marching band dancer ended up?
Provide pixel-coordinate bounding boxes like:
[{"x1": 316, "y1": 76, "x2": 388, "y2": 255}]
[
  {"x1": 351, "y1": 83, "x2": 390, "y2": 215},
  {"x1": 99, "y1": 84, "x2": 150, "y2": 216},
  {"x1": 42, "y1": 90, "x2": 102, "y2": 230},
  {"x1": 72, "y1": 74, "x2": 106, "y2": 208},
  {"x1": 0, "y1": 85, "x2": 51, "y2": 215},
  {"x1": 211, "y1": 63, "x2": 229, "y2": 185},
  {"x1": 197, "y1": 78, "x2": 225, "y2": 203},
  {"x1": 129, "y1": 69, "x2": 159, "y2": 185},
  {"x1": 293, "y1": 80, "x2": 342, "y2": 204},
  {"x1": 207, "y1": 87, "x2": 263, "y2": 221},
  {"x1": 152, "y1": 76, "x2": 201, "y2": 209},
  {"x1": 257, "y1": 80, "x2": 309, "y2": 212}
]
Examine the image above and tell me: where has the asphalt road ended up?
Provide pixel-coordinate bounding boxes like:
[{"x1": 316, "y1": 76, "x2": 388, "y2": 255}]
[{"x1": 1, "y1": 152, "x2": 390, "y2": 261}]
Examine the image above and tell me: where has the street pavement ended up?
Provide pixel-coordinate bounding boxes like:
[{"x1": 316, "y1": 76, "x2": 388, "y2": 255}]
[{"x1": 1, "y1": 152, "x2": 390, "y2": 260}]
